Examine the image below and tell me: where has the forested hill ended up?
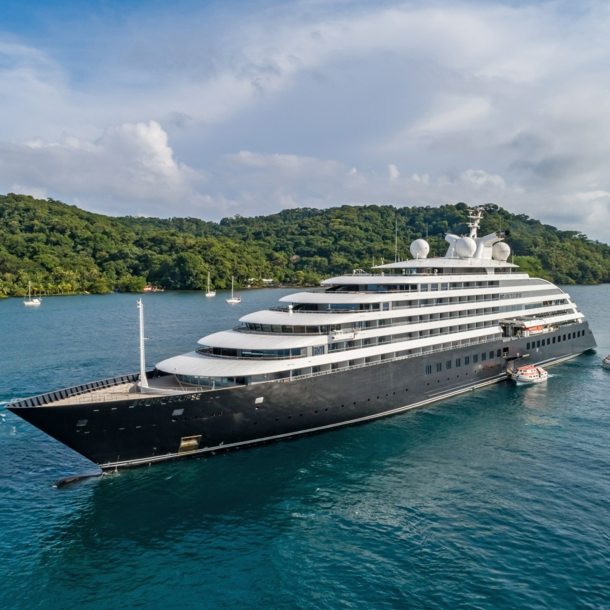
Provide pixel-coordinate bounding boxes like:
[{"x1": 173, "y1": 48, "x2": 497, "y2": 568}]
[{"x1": 1, "y1": 192, "x2": 610, "y2": 297}]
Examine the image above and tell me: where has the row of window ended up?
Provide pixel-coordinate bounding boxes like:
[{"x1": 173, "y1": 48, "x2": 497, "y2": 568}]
[
  {"x1": 208, "y1": 321, "x2": 501, "y2": 361},
  {"x1": 425, "y1": 349, "x2": 505, "y2": 374},
  {"x1": 176, "y1": 375, "x2": 246, "y2": 388},
  {"x1": 526, "y1": 329, "x2": 584, "y2": 350},
  {"x1": 341, "y1": 280, "x2": 539, "y2": 292},
  {"x1": 242, "y1": 301, "x2": 570, "y2": 335},
  {"x1": 197, "y1": 346, "x2": 306, "y2": 359},
  {"x1": 290, "y1": 291, "x2": 562, "y2": 313}
]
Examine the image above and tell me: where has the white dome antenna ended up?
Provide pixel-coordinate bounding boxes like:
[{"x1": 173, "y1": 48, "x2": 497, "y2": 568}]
[
  {"x1": 455, "y1": 237, "x2": 477, "y2": 258},
  {"x1": 410, "y1": 239, "x2": 430, "y2": 259},
  {"x1": 492, "y1": 242, "x2": 511, "y2": 261}
]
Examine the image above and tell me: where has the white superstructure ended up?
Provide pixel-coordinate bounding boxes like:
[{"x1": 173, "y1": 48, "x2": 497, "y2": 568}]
[{"x1": 157, "y1": 208, "x2": 585, "y2": 389}]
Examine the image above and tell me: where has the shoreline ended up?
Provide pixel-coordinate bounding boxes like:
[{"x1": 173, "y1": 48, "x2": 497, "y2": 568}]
[{"x1": 1, "y1": 285, "x2": 315, "y2": 300}]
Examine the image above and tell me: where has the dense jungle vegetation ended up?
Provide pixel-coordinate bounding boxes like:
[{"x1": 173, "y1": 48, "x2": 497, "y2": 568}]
[{"x1": 1, "y1": 193, "x2": 610, "y2": 297}]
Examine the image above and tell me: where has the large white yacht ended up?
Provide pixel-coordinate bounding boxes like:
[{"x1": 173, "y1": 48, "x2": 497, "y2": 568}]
[{"x1": 8, "y1": 208, "x2": 596, "y2": 470}]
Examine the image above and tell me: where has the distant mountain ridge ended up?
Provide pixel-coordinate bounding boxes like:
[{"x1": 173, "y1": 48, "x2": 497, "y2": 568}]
[{"x1": 1, "y1": 193, "x2": 609, "y2": 297}]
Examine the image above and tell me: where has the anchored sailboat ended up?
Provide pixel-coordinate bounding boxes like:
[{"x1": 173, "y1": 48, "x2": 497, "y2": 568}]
[
  {"x1": 23, "y1": 282, "x2": 41, "y2": 307},
  {"x1": 205, "y1": 272, "x2": 216, "y2": 297},
  {"x1": 226, "y1": 276, "x2": 241, "y2": 304}
]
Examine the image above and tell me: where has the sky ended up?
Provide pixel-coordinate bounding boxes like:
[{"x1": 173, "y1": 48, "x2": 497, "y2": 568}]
[{"x1": 1, "y1": 0, "x2": 609, "y2": 240}]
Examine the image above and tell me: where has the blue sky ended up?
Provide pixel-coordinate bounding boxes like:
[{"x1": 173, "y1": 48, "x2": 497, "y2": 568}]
[{"x1": 1, "y1": 0, "x2": 609, "y2": 239}]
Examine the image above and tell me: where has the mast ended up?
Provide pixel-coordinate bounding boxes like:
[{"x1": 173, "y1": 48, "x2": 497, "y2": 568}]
[
  {"x1": 231, "y1": 276, "x2": 234, "y2": 298},
  {"x1": 137, "y1": 298, "x2": 148, "y2": 388},
  {"x1": 207, "y1": 272, "x2": 210, "y2": 293},
  {"x1": 467, "y1": 207, "x2": 483, "y2": 239}
]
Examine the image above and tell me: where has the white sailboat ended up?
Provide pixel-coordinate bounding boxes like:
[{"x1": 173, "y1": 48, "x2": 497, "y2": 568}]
[
  {"x1": 226, "y1": 276, "x2": 241, "y2": 304},
  {"x1": 205, "y1": 272, "x2": 216, "y2": 297},
  {"x1": 24, "y1": 282, "x2": 41, "y2": 306}
]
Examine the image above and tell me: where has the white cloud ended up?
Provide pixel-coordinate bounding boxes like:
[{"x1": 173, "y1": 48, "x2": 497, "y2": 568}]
[
  {"x1": 0, "y1": 121, "x2": 207, "y2": 216},
  {"x1": 460, "y1": 169, "x2": 506, "y2": 188},
  {"x1": 1, "y1": 1, "x2": 610, "y2": 239}
]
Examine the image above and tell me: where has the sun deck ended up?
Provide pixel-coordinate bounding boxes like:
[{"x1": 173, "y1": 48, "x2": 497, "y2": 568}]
[
  {"x1": 50, "y1": 375, "x2": 211, "y2": 406},
  {"x1": 9, "y1": 373, "x2": 213, "y2": 409}
]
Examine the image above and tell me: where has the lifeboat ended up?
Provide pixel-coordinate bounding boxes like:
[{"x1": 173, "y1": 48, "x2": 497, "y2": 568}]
[
  {"x1": 602, "y1": 356, "x2": 610, "y2": 369},
  {"x1": 511, "y1": 365, "x2": 548, "y2": 385}
]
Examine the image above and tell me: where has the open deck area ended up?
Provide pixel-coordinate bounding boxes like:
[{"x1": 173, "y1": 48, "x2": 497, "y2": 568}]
[{"x1": 13, "y1": 374, "x2": 210, "y2": 409}]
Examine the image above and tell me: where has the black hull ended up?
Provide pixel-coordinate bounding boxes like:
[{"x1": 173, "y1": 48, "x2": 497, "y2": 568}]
[{"x1": 8, "y1": 323, "x2": 596, "y2": 469}]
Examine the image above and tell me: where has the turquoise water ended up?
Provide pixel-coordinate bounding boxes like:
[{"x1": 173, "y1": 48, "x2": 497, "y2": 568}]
[{"x1": 1, "y1": 286, "x2": 610, "y2": 609}]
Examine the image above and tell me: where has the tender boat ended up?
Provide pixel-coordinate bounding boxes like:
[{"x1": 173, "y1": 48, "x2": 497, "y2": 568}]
[
  {"x1": 511, "y1": 365, "x2": 548, "y2": 384},
  {"x1": 602, "y1": 355, "x2": 610, "y2": 369},
  {"x1": 23, "y1": 281, "x2": 41, "y2": 307},
  {"x1": 226, "y1": 276, "x2": 241, "y2": 304}
]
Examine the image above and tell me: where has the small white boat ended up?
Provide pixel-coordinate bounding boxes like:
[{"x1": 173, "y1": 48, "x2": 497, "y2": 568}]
[
  {"x1": 23, "y1": 282, "x2": 41, "y2": 307},
  {"x1": 226, "y1": 276, "x2": 241, "y2": 304},
  {"x1": 511, "y1": 365, "x2": 548, "y2": 385},
  {"x1": 602, "y1": 355, "x2": 610, "y2": 369},
  {"x1": 205, "y1": 272, "x2": 216, "y2": 297}
]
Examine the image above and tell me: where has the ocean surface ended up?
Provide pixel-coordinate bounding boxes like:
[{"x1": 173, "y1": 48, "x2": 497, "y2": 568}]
[{"x1": 1, "y1": 286, "x2": 609, "y2": 610}]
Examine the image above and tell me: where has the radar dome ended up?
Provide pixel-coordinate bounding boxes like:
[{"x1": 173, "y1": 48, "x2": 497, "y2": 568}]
[
  {"x1": 455, "y1": 237, "x2": 477, "y2": 258},
  {"x1": 410, "y1": 239, "x2": 430, "y2": 259},
  {"x1": 492, "y1": 242, "x2": 511, "y2": 261}
]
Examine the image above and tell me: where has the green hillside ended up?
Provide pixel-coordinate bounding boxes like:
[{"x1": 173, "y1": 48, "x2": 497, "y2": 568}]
[{"x1": 1, "y1": 193, "x2": 609, "y2": 297}]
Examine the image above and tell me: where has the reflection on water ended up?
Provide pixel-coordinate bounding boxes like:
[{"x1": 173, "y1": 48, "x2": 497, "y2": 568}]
[{"x1": 2, "y1": 287, "x2": 610, "y2": 609}]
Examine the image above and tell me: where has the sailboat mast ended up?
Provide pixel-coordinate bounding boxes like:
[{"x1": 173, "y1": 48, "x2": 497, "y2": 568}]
[{"x1": 137, "y1": 299, "x2": 148, "y2": 388}]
